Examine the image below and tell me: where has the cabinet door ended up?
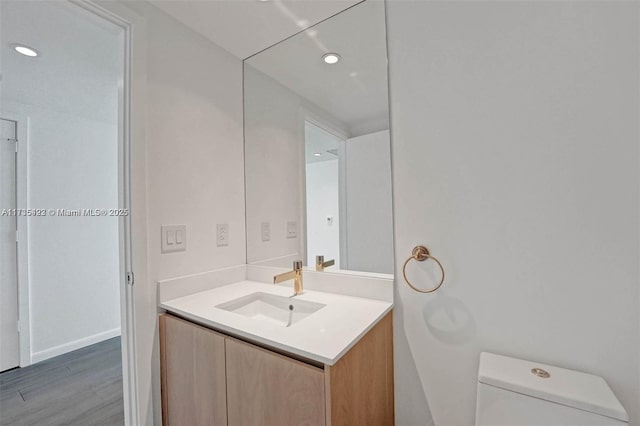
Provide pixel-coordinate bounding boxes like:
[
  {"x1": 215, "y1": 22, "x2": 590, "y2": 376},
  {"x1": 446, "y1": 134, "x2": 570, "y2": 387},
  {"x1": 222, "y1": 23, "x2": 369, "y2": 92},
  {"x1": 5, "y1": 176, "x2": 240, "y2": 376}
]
[
  {"x1": 160, "y1": 315, "x2": 227, "y2": 426},
  {"x1": 326, "y1": 311, "x2": 394, "y2": 426},
  {"x1": 226, "y1": 338, "x2": 326, "y2": 426}
]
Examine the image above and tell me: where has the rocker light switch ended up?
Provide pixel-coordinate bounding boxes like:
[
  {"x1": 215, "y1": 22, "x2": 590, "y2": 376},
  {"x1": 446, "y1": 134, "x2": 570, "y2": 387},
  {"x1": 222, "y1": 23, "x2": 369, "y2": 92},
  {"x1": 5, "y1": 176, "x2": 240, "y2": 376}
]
[
  {"x1": 162, "y1": 225, "x2": 186, "y2": 253},
  {"x1": 286, "y1": 221, "x2": 297, "y2": 239}
]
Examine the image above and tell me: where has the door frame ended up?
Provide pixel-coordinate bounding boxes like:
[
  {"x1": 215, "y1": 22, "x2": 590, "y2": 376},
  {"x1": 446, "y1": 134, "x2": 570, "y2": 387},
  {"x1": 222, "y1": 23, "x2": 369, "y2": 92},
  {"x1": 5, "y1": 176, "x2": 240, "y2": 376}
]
[
  {"x1": 0, "y1": 113, "x2": 31, "y2": 368},
  {"x1": 67, "y1": 2, "x2": 146, "y2": 425}
]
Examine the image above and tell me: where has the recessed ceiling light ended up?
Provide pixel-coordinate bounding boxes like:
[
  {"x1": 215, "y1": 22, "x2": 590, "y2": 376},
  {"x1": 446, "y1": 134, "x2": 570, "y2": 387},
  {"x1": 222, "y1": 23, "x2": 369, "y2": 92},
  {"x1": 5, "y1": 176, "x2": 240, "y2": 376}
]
[
  {"x1": 314, "y1": 153, "x2": 322, "y2": 157},
  {"x1": 12, "y1": 44, "x2": 39, "y2": 57},
  {"x1": 322, "y1": 53, "x2": 341, "y2": 65}
]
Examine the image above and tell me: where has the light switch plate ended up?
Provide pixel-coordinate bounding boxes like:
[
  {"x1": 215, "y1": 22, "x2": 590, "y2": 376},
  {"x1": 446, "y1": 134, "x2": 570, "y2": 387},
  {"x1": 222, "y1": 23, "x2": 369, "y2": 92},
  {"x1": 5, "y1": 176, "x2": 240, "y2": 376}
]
[
  {"x1": 162, "y1": 225, "x2": 186, "y2": 253},
  {"x1": 286, "y1": 221, "x2": 297, "y2": 239},
  {"x1": 216, "y1": 224, "x2": 229, "y2": 247},
  {"x1": 261, "y1": 222, "x2": 270, "y2": 242}
]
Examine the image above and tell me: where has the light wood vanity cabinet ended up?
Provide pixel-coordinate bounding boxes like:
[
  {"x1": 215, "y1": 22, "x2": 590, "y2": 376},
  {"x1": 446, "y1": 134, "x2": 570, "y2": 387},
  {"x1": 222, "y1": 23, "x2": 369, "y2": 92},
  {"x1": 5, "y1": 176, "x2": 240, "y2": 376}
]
[
  {"x1": 159, "y1": 315, "x2": 228, "y2": 426},
  {"x1": 160, "y1": 312, "x2": 394, "y2": 426},
  {"x1": 226, "y1": 338, "x2": 326, "y2": 426}
]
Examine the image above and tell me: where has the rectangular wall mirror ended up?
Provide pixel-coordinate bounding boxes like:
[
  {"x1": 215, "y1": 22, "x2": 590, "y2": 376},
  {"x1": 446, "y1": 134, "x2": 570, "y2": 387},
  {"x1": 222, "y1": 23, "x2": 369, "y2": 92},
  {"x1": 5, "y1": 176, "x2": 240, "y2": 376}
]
[{"x1": 244, "y1": 0, "x2": 393, "y2": 276}]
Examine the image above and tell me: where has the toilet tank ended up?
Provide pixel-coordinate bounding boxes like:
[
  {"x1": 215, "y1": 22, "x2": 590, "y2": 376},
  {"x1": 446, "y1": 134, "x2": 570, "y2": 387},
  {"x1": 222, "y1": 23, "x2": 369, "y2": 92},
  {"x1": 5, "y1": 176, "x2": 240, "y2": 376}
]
[{"x1": 475, "y1": 352, "x2": 628, "y2": 426}]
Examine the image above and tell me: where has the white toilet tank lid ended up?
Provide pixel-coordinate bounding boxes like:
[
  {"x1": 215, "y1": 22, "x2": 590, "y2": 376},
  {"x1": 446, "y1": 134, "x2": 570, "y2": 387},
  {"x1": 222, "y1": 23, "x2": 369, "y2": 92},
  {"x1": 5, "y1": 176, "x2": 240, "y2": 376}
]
[{"x1": 478, "y1": 352, "x2": 628, "y2": 422}]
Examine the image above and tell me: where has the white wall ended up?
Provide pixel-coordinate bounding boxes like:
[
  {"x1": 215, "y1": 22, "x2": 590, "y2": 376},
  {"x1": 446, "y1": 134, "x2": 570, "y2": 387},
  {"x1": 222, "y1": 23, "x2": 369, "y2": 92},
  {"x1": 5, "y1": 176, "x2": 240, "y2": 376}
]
[
  {"x1": 1, "y1": 1, "x2": 121, "y2": 361},
  {"x1": 345, "y1": 129, "x2": 393, "y2": 274},
  {"x1": 113, "y1": 3, "x2": 247, "y2": 424},
  {"x1": 25, "y1": 106, "x2": 120, "y2": 358},
  {"x1": 305, "y1": 159, "x2": 340, "y2": 268},
  {"x1": 143, "y1": 9, "x2": 245, "y2": 281},
  {"x1": 387, "y1": 2, "x2": 639, "y2": 425}
]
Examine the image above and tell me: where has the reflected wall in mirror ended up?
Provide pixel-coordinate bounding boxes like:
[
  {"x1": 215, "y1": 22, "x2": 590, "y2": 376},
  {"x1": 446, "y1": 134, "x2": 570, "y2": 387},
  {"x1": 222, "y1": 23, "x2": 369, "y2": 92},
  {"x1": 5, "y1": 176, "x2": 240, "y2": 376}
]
[{"x1": 244, "y1": 0, "x2": 393, "y2": 275}]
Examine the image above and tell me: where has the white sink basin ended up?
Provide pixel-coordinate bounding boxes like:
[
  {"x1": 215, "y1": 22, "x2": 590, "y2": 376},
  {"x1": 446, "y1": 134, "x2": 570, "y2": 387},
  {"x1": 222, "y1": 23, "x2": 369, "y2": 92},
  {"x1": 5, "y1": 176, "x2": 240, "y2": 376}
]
[{"x1": 215, "y1": 292, "x2": 326, "y2": 327}]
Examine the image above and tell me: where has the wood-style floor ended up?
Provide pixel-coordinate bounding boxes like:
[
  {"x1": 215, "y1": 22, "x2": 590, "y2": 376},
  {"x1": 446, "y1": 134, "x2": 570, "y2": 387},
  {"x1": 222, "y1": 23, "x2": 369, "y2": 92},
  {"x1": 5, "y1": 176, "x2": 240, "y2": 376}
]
[{"x1": 0, "y1": 337, "x2": 124, "y2": 426}]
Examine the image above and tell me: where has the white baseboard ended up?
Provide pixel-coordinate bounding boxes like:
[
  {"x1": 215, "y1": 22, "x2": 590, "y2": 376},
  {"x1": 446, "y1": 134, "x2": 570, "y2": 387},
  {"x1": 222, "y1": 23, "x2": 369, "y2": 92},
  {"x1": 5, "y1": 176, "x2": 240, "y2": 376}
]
[{"x1": 31, "y1": 327, "x2": 121, "y2": 364}]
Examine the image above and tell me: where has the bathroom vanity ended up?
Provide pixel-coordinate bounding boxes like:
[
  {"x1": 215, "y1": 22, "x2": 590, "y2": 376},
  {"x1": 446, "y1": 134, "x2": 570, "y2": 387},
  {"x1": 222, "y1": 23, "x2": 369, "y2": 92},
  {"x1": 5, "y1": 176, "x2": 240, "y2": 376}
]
[
  {"x1": 159, "y1": 281, "x2": 394, "y2": 426},
  {"x1": 158, "y1": 1, "x2": 396, "y2": 423}
]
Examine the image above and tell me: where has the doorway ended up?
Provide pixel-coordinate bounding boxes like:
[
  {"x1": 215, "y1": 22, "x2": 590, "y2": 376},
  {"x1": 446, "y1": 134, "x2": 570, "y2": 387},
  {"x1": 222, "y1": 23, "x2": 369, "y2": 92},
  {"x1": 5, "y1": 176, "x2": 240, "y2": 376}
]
[
  {"x1": 0, "y1": 1, "x2": 133, "y2": 424},
  {"x1": 303, "y1": 118, "x2": 394, "y2": 274},
  {"x1": 304, "y1": 120, "x2": 345, "y2": 269}
]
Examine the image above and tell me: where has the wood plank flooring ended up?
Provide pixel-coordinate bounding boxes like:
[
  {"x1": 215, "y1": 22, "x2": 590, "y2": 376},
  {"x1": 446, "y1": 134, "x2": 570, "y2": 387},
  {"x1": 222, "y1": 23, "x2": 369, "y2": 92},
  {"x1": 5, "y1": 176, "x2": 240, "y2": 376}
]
[{"x1": 0, "y1": 337, "x2": 124, "y2": 426}]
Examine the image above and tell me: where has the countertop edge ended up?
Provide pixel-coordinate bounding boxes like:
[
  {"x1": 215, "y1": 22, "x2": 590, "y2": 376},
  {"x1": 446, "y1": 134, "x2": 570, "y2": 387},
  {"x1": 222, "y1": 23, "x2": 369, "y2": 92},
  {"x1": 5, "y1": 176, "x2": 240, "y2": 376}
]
[{"x1": 159, "y1": 300, "x2": 393, "y2": 366}]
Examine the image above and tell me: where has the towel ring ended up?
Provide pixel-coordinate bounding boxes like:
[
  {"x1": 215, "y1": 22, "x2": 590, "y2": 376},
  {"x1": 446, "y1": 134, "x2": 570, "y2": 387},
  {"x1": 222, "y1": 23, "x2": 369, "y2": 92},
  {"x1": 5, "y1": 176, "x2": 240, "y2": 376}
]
[{"x1": 402, "y1": 245, "x2": 445, "y2": 293}]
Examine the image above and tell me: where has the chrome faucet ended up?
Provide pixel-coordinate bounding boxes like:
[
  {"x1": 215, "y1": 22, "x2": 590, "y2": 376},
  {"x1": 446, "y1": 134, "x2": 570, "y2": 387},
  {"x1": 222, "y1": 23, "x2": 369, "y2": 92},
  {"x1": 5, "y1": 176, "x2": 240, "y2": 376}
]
[
  {"x1": 273, "y1": 260, "x2": 304, "y2": 296},
  {"x1": 315, "y1": 255, "x2": 335, "y2": 271}
]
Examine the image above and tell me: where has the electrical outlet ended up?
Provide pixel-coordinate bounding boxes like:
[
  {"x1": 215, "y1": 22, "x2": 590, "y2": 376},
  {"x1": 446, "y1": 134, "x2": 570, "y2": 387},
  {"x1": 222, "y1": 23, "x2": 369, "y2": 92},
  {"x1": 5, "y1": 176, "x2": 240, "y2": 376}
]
[
  {"x1": 216, "y1": 223, "x2": 229, "y2": 247},
  {"x1": 286, "y1": 221, "x2": 297, "y2": 239},
  {"x1": 261, "y1": 222, "x2": 271, "y2": 242}
]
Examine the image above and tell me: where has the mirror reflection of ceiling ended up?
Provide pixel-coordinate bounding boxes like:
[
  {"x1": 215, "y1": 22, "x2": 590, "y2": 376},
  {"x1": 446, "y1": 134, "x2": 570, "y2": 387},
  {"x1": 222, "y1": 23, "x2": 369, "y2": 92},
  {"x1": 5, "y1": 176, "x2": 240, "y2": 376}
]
[
  {"x1": 246, "y1": 0, "x2": 389, "y2": 138},
  {"x1": 305, "y1": 122, "x2": 342, "y2": 164},
  {"x1": 148, "y1": 0, "x2": 361, "y2": 59}
]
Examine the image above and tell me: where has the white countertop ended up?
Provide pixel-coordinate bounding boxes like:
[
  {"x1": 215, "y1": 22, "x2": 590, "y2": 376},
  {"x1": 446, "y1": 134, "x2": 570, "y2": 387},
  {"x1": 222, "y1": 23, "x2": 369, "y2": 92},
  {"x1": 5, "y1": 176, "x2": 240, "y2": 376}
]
[{"x1": 160, "y1": 280, "x2": 393, "y2": 365}]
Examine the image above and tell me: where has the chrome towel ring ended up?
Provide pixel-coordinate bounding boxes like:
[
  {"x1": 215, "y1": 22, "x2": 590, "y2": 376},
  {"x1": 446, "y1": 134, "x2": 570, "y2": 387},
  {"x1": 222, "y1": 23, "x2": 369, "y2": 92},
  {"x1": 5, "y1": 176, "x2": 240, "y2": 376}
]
[{"x1": 402, "y1": 245, "x2": 445, "y2": 293}]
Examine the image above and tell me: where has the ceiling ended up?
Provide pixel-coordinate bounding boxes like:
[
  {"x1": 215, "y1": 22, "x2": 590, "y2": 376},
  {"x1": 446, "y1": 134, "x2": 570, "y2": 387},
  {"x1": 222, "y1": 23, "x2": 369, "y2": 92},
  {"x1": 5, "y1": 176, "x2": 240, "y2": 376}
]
[
  {"x1": 149, "y1": 0, "x2": 389, "y2": 136},
  {"x1": 148, "y1": 0, "x2": 361, "y2": 59},
  {"x1": 305, "y1": 121, "x2": 341, "y2": 164},
  {"x1": 0, "y1": 1, "x2": 121, "y2": 124},
  {"x1": 246, "y1": 0, "x2": 389, "y2": 136}
]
